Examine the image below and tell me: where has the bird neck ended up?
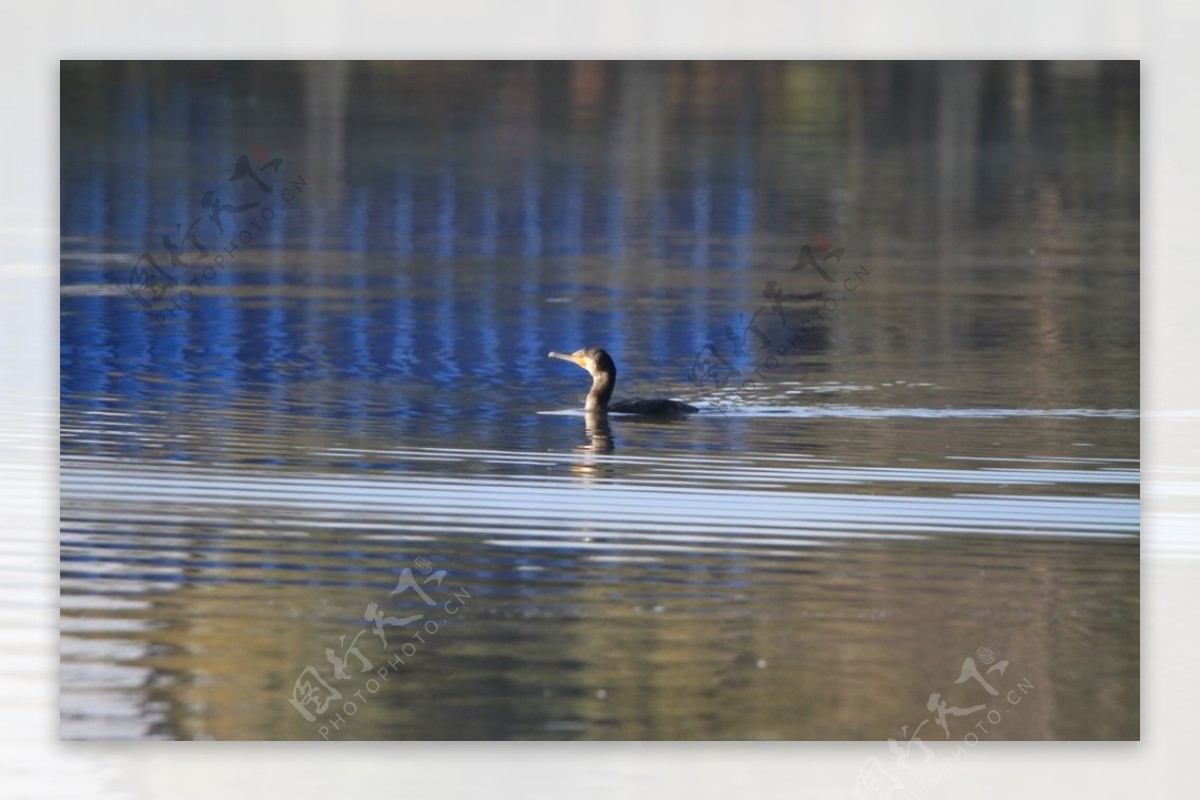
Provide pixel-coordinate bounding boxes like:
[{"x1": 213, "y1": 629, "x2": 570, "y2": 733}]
[{"x1": 586, "y1": 369, "x2": 615, "y2": 412}]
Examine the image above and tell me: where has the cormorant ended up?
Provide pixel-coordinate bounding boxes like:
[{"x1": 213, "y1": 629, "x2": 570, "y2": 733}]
[{"x1": 548, "y1": 347, "x2": 699, "y2": 417}]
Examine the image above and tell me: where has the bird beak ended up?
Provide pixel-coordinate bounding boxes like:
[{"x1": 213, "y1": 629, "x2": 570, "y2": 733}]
[{"x1": 548, "y1": 350, "x2": 588, "y2": 369}]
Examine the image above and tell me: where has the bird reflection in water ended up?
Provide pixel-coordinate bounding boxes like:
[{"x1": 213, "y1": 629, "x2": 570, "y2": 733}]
[{"x1": 569, "y1": 409, "x2": 615, "y2": 479}]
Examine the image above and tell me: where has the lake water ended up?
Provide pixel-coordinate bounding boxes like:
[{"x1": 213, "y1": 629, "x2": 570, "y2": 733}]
[{"x1": 59, "y1": 61, "x2": 1139, "y2": 740}]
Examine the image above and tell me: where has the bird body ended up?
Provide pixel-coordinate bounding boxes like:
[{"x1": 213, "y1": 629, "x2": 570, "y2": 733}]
[
  {"x1": 607, "y1": 397, "x2": 699, "y2": 416},
  {"x1": 548, "y1": 347, "x2": 699, "y2": 417}
]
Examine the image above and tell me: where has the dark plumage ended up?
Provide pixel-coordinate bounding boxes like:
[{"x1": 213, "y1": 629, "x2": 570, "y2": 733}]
[{"x1": 548, "y1": 347, "x2": 699, "y2": 417}]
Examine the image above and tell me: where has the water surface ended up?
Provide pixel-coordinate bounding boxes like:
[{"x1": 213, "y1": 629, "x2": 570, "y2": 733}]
[{"x1": 60, "y1": 61, "x2": 1139, "y2": 740}]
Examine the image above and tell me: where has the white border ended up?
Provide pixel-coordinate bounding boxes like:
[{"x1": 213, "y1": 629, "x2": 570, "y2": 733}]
[{"x1": 3, "y1": 1, "x2": 1192, "y2": 797}]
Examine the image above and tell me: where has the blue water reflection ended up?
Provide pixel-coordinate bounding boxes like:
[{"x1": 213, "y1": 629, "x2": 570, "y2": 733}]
[{"x1": 61, "y1": 82, "x2": 797, "y2": 446}]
